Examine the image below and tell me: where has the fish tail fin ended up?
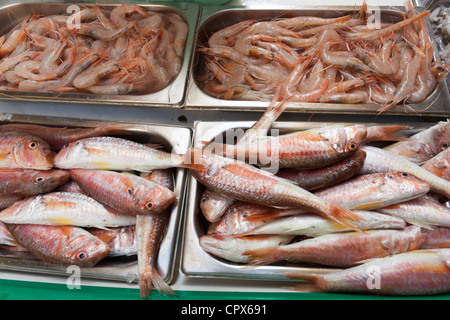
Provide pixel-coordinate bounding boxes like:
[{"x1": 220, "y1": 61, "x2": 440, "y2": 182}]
[
  {"x1": 366, "y1": 125, "x2": 412, "y2": 142},
  {"x1": 151, "y1": 270, "x2": 177, "y2": 297},
  {"x1": 283, "y1": 272, "x2": 325, "y2": 292},
  {"x1": 326, "y1": 205, "x2": 366, "y2": 232},
  {"x1": 242, "y1": 247, "x2": 279, "y2": 266},
  {"x1": 139, "y1": 270, "x2": 176, "y2": 299}
]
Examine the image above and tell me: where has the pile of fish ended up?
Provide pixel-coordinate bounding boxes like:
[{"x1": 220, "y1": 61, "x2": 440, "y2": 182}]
[
  {"x1": 196, "y1": 1, "x2": 448, "y2": 113},
  {"x1": 0, "y1": 4, "x2": 188, "y2": 95},
  {"x1": 0, "y1": 122, "x2": 184, "y2": 299},
  {"x1": 195, "y1": 102, "x2": 450, "y2": 295}
]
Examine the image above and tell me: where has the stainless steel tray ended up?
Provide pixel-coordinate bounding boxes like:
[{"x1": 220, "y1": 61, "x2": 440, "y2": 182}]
[
  {"x1": 417, "y1": 0, "x2": 450, "y2": 92},
  {"x1": 185, "y1": 5, "x2": 450, "y2": 117},
  {"x1": 0, "y1": 1, "x2": 200, "y2": 108},
  {"x1": 0, "y1": 113, "x2": 192, "y2": 284},
  {"x1": 180, "y1": 120, "x2": 439, "y2": 281}
]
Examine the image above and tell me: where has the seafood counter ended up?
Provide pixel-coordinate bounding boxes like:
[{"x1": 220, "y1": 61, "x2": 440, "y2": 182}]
[
  {"x1": 181, "y1": 116, "x2": 450, "y2": 296},
  {"x1": 0, "y1": 0, "x2": 448, "y2": 300},
  {"x1": 0, "y1": 116, "x2": 192, "y2": 299}
]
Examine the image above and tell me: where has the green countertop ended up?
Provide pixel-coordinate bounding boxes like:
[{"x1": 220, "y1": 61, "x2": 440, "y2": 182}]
[{"x1": 0, "y1": 279, "x2": 449, "y2": 300}]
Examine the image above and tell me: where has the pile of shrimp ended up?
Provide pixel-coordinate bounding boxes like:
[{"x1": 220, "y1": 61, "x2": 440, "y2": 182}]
[
  {"x1": 0, "y1": 4, "x2": 188, "y2": 95},
  {"x1": 196, "y1": 1, "x2": 448, "y2": 112}
]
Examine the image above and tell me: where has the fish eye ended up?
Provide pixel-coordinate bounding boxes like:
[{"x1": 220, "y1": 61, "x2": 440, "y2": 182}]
[
  {"x1": 442, "y1": 143, "x2": 448, "y2": 150},
  {"x1": 201, "y1": 197, "x2": 207, "y2": 203},
  {"x1": 348, "y1": 142, "x2": 358, "y2": 150},
  {"x1": 35, "y1": 177, "x2": 44, "y2": 183},
  {"x1": 401, "y1": 172, "x2": 409, "y2": 177},
  {"x1": 28, "y1": 142, "x2": 37, "y2": 149},
  {"x1": 128, "y1": 188, "x2": 133, "y2": 195},
  {"x1": 146, "y1": 201, "x2": 154, "y2": 209},
  {"x1": 63, "y1": 143, "x2": 70, "y2": 148},
  {"x1": 76, "y1": 251, "x2": 88, "y2": 261}
]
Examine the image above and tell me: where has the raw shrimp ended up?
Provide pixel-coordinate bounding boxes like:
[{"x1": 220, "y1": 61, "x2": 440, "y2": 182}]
[
  {"x1": 346, "y1": 10, "x2": 430, "y2": 41},
  {"x1": 275, "y1": 15, "x2": 351, "y2": 31},
  {"x1": 73, "y1": 61, "x2": 121, "y2": 89},
  {"x1": 40, "y1": 43, "x2": 76, "y2": 76},
  {"x1": 77, "y1": 25, "x2": 130, "y2": 41},
  {"x1": 14, "y1": 61, "x2": 57, "y2": 81},
  {"x1": 208, "y1": 20, "x2": 255, "y2": 48},
  {"x1": 318, "y1": 90, "x2": 369, "y2": 104},
  {"x1": 0, "y1": 51, "x2": 38, "y2": 73},
  {"x1": 167, "y1": 13, "x2": 188, "y2": 58},
  {"x1": 0, "y1": 29, "x2": 27, "y2": 57},
  {"x1": 110, "y1": 4, "x2": 149, "y2": 29}
]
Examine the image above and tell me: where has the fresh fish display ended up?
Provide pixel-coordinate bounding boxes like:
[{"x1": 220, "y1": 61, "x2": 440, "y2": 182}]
[
  {"x1": 200, "y1": 234, "x2": 295, "y2": 263},
  {"x1": 421, "y1": 148, "x2": 450, "y2": 182},
  {"x1": 378, "y1": 196, "x2": 450, "y2": 228},
  {"x1": 190, "y1": 116, "x2": 450, "y2": 296},
  {"x1": 69, "y1": 169, "x2": 176, "y2": 215},
  {"x1": 0, "y1": 123, "x2": 133, "y2": 151},
  {"x1": 384, "y1": 122, "x2": 450, "y2": 164},
  {"x1": 0, "y1": 192, "x2": 136, "y2": 228},
  {"x1": 54, "y1": 136, "x2": 185, "y2": 172},
  {"x1": 137, "y1": 169, "x2": 176, "y2": 298},
  {"x1": 286, "y1": 249, "x2": 450, "y2": 296},
  {"x1": 244, "y1": 226, "x2": 425, "y2": 267},
  {"x1": 276, "y1": 149, "x2": 366, "y2": 191},
  {"x1": 187, "y1": 148, "x2": 365, "y2": 230},
  {"x1": 0, "y1": 132, "x2": 53, "y2": 170},
  {"x1": 360, "y1": 146, "x2": 450, "y2": 199},
  {"x1": 6, "y1": 223, "x2": 111, "y2": 267},
  {"x1": 0, "y1": 169, "x2": 70, "y2": 196}
]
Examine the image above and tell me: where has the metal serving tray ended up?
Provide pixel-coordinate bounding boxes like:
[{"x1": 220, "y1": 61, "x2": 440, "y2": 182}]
[
  {"x1": 180, "y1": 120, "x2": 439, "y2": 281},
  {"x1": 0, "y1": 1, "x2": 200, "y2": 108},
  {"x1": 185, "y1": 5, "x2": 450, "y2": 117},
  {"x1": 416, "y1": 0, "x2": 450, "y2": 91},
  {"x1": 0, "y1": 113, "x2": 192, "y2": 284}
]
